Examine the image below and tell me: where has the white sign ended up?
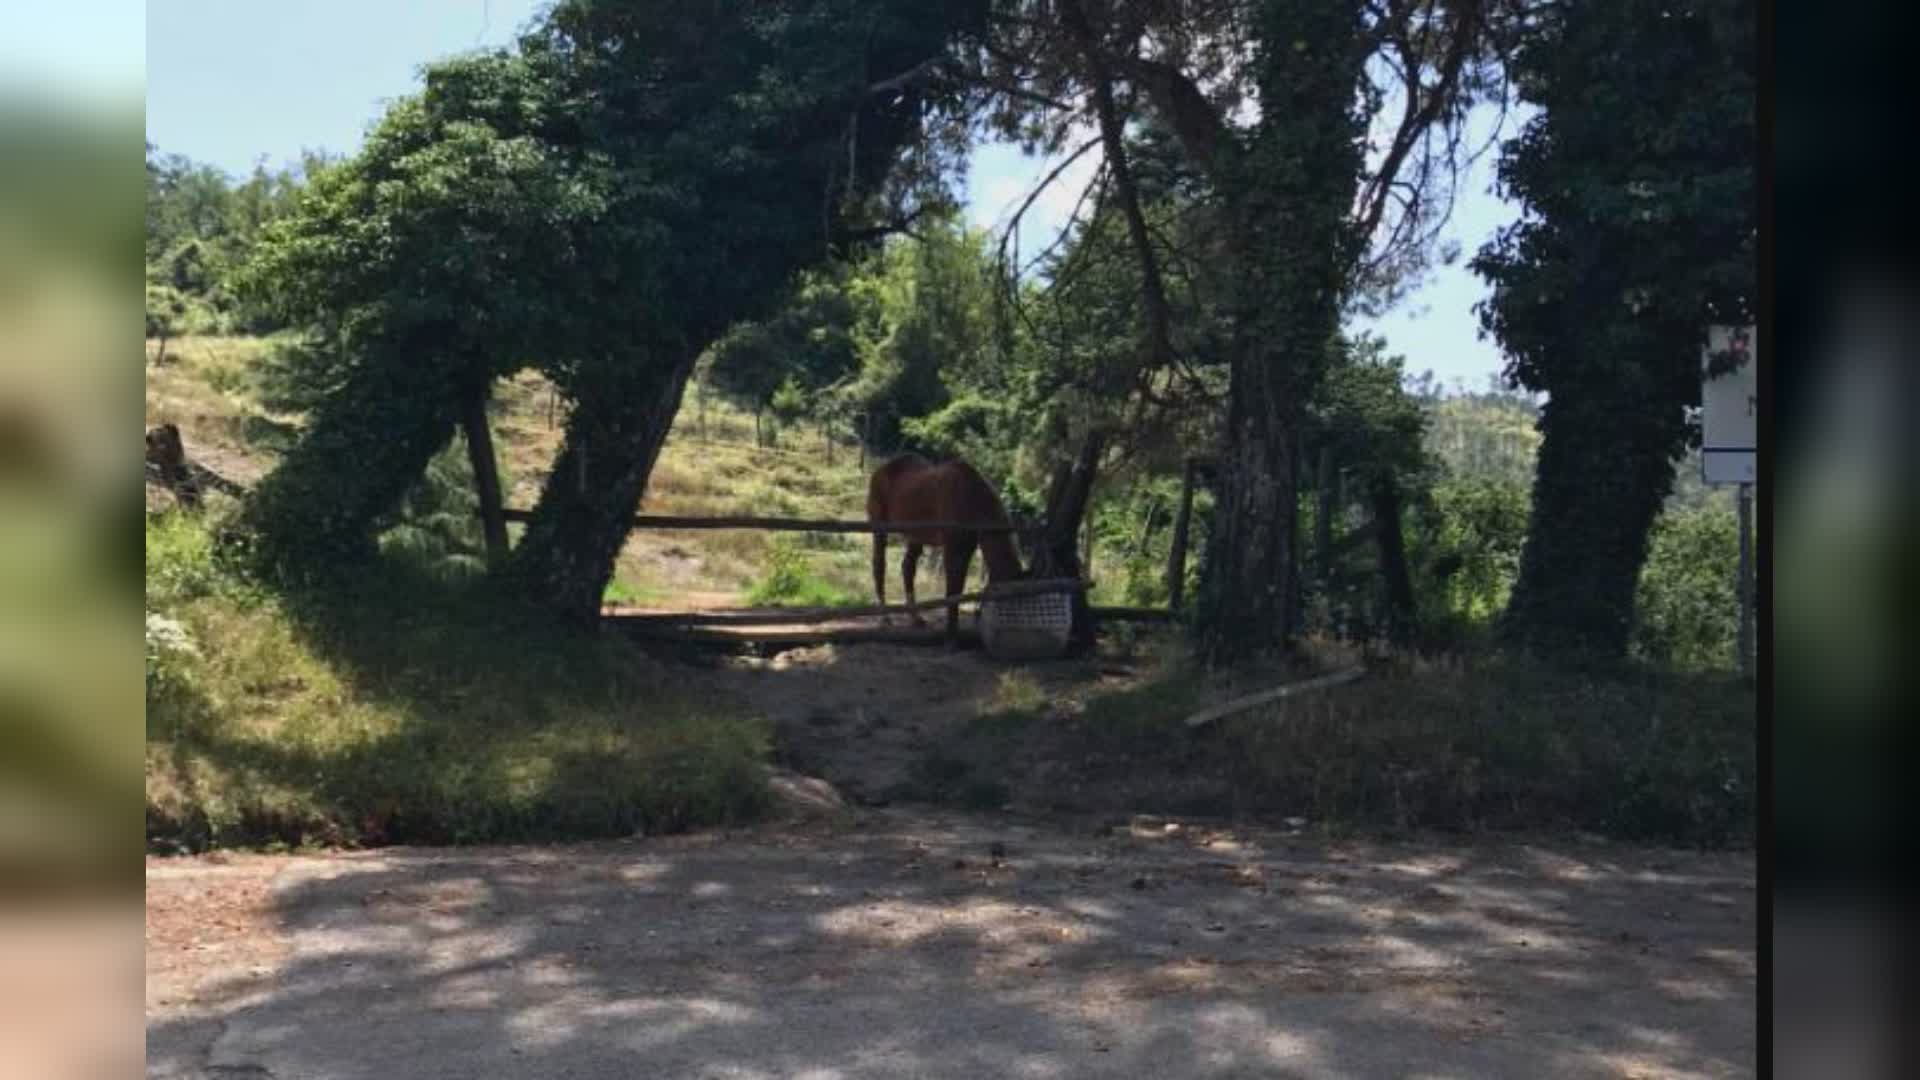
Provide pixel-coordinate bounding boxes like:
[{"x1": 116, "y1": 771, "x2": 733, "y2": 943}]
[{"x1": 1701, "y1": 324, "x2": 1755, "y2": 486}]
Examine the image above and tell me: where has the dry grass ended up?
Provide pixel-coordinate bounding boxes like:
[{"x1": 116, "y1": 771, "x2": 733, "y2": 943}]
[{"x1": 979, "y1": 642, "x2": 1758, "y2": 848}]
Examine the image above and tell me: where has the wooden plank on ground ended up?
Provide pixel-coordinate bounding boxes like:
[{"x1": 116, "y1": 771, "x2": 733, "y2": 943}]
[{"x1": 1182, "y1": 666, "x2": 1368, "y2": 729}]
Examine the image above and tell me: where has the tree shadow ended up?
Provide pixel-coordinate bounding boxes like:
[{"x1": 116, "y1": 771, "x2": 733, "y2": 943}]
[
  {"x1": 150, "y1": 563, "x2": 773, "y2": 850},
  {"x1": 148, "y1": 811, "x2": 1755, "y2": 1078}
]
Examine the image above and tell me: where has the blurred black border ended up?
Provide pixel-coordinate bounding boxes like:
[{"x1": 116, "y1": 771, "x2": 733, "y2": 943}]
[{"x1": 1772, "y1": 0, "x2": 1920, "y2": 1074}]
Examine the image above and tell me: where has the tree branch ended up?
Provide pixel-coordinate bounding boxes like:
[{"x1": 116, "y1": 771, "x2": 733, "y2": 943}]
[
  {"x1": 1061, "y1": 0, "x2": 1176, "y2": 374},
  {"x1": 1356, "y1": 0, "x2": 1479, "y2": 244},
  {"x1": 864, "y1": 56, "x2": 948, "y2": 98}
]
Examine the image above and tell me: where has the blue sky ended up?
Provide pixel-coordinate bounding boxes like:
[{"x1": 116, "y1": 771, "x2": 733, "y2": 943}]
[{"x1": 143, "y1": 0, "x2": 1515, "y2": 390}]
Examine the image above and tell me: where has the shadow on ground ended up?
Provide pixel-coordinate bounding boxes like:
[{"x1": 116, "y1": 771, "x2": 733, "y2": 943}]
[{"x1": 148, "y1": 810, "x2": 1755, "y2": 1079}]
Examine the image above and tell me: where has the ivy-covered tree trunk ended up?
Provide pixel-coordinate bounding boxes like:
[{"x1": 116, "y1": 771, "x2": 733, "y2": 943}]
[
  {"x1": 235, "y1": 336, "x2": 468, "y2": 579},
  {"x1": 1193, "y1": 1, "x2": 1369, "y2": 666},
  {"x1": 1196, "y1": 371, "x2": 1298, "y2": 664},
  {"x1": 1501, "y1": 379, "x2": 1691, "y2": 657},
  {"x1": 509, "y1": 356, "x2": 698, "y2": 623},
  {"x1": 1472, "y1": 0, "x2": 1754, "y2": 658}
]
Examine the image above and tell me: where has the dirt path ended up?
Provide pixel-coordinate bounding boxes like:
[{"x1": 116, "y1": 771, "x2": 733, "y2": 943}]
[
  {"x1": 146, "y1": 809, "x2": 1755, "y2": 1079},
  {"x1": 707, "y1": 641, "x2": 1125, "y2": 805}
]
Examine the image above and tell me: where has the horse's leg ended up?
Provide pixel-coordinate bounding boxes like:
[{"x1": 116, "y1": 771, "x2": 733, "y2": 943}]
[
  {"x1": 944, "y1": 534, "x2": 977, "y2": 648},
  {"x1": 903, "y1": 542, "x2": 927, "y2": 627},
  {"x1": 872, "y1": 528, "x2": 890, "y2": 624}
]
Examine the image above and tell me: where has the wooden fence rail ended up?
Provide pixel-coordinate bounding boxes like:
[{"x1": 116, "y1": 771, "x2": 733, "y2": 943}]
[
  {"x1": 604, "y1": 577, "x2": 1085, "y2": 626},
  {"x1": 496, "y1": 508, "x2": 1034, "y2": 535}
]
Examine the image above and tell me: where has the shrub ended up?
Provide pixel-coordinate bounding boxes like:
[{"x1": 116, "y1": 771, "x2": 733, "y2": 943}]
[
  {"x1": 745, "y1": 536, "x2": 857, "y2": 607},
  {"x1": 1633, "y1": 502, "x2": 1741, "y2": 671}
]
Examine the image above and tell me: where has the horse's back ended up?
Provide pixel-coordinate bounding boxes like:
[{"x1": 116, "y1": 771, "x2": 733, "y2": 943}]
[{"x1": 866, "y1": 454, "x2": 1008, "y2": 543}]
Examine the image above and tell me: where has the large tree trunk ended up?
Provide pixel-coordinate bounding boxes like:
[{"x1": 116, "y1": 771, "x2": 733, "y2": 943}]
[
  {"x1": 1501, "y1": 383, "x2": 1688, "y2": 658},
  {"x1": 1171, "y1": 1, "x2": 1370, "y2": 666},
  {"x1": 1196, "y1": 363, "x2": 1299, "y2": 664},
  {"x1": 510, "y1": 355, "x2": 699, "y2": 624}
]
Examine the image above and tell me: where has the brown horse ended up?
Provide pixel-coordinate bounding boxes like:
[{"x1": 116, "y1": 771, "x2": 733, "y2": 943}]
[{"x1": 867, "y1": 454, "x2": 1026, "y2": 643}]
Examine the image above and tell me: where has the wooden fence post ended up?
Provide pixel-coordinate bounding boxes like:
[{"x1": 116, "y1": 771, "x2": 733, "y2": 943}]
[{"x1": 1166, "y1": 459, "x2": 1197, "y2": 611}]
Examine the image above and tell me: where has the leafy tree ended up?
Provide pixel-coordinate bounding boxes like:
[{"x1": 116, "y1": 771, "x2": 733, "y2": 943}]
[
  {"x1": 844, "y1": 217, "x2": 997, "y2": 453},
  {"x1": 967, "y1": 0, "x2": 1506, "y2": 664},
  {"x1": 145, "y1": 142, "x2": 313, "y2": 333},
  {"x1": 704, "y1": 267, "x2": 863, "y2": 446},
  {"x1": 1472, "y1": 0, "x2": 1755, "y2": 658},
  {"x1": 144, "y1": 281, "x2": 207, "y2": 365},
  {"x1": 233, "y1": 49, "x2": 630, "y2": 578},
  {"x1": 237, "y1": 0, "x2": 991, "y2": 622}
]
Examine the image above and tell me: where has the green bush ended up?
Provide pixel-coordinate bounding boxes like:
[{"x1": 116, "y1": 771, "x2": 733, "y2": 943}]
[
  {"x1": 745, "y1": 536, "x2": 858, "y2": 607},
  {"x1": 1633, "y1": 502, "x2": 1741, "y2": 671}
]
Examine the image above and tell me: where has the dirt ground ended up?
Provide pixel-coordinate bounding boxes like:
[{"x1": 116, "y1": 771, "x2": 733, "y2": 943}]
[
  {"x1": 146, "y1": 807, "x2": 1755, "y2": 1079},
  {"x1": 706, "y1": 637, "x2": 1144, "y2": 807}
]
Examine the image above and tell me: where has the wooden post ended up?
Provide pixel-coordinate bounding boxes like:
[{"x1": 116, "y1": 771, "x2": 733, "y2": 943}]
[
  {"x1": 1737, "y1": 482, "x2": 1754, "y2": 679},
  {"x1": 1081, "y1": 510, "x2": 1095, "y2": 582},
  {"x1": 461, "y1": 383, "x2": 509, "y2": 565},
  {"x1": 1166, "y1": 459, "x2": 1197, "y2": 611}
]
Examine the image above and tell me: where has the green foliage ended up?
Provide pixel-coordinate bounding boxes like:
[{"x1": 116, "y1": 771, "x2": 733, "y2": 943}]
[
  {"x1": 844, "y1": 218, "x2": 998, "y2": 453},
  {"x1": 1633, "y1": 501, "x2": 1741, "y2": 671},
  {"x1": 704, "y1": 267, "x2": 862, "y2": 428},
  {"x1": 146, "y1": 142, "x2": 315, "y2": 334},
  {"x1": 374, "y1": 440, "x2": 497, "y2": 584},
  {"x1": 1412, "y1": 475, "x2": 1532, "y2": 627},
  {"x1": 237, "y1": 0, "x2": 989, "y2": 606},
  {"x1": 144, "y1": 281, "x2": 210, "y2": 351},
  {"x1": 768, "y1": 376, "x2": 810, "y2": 428},
  {"x1": 147, "y1": 509, "x2": 259, "y2": 609},
  {"x1": 745, "y1": 535, "x2": 859, "y2": 607}
]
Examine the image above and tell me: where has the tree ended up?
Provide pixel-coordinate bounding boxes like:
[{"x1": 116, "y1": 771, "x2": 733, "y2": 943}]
[
  {"x1": 843, "y1": 217, "x2": 997, "y2": 453},
  {"x1": 505, "y1": 0, "x2": 990, "y2": 621},
  {"x1": 235, "y1": 0, "x2": 992, "y2": 622},
  {"x1": 1472, "y1": 0, "x2": 1755, "y2": 658},
  {"x1": 965, "y1": 0, "x2": 1507, "y2": 664},
  {"x1": 704, "y1": 267, "x2": 862, "y2": 446},
  {"x1": 234, "y1": 49, "x2": 630, "y2": 578}
]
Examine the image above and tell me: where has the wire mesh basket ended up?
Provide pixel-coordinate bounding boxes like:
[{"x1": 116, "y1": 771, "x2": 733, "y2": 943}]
[{"x1": 979, "y1": 585, "x2": 1073, "y2": 660}]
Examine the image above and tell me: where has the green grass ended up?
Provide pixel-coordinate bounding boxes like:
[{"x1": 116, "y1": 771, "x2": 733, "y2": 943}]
[
  {"x1": 146, "y1": 511, "x2": 771, "y2": 852},
  {"x1": 742, "y1": 536, "x2": 861, "y2": 608},
  {"x1": 602, "y1": 577, "x2": 671, "y2": 607}
]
